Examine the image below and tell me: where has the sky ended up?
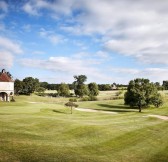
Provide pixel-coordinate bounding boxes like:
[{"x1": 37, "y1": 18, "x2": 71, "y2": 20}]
[{"x1": 0, "y1": 0, "x2": 168, "y2": 84}]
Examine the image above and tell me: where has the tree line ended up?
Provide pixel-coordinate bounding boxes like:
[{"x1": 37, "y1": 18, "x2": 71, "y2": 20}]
[{"x1": 14, "y1": 75, "x2": 99, "y2": 99}]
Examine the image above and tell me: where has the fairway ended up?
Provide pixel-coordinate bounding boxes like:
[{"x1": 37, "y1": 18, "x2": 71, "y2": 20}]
[{"x1": 0, "y1": 95, "x2": 168, "y2": 162}]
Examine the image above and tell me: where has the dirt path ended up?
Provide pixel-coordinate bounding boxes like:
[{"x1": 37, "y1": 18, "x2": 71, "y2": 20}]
[
  {"x1": 148, "y1": 115, "x2": 168, "y2": 120},
  {"x1": 75, "y1": 108, "x2": 117, "y2": 114}
]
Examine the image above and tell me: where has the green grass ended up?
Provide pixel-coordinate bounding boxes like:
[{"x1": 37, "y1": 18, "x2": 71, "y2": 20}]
[{"x1": 0, "y1": 94, "x2": 168, "y2": 162}]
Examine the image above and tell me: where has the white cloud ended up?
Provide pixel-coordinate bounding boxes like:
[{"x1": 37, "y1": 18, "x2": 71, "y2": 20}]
[
  {"x1": 0, "y1": 51, "x2": 13, "y2": 69},
  {"x1": 0, "y1": 1, "x2": 8, "y2": 18},
  {"x1": 39, "y1": 28, "x2": 64, "y2": 44},
  {"x1": 0, "y1": 36, "x2": 23, "y2": 68},
  {"x1": 110, "y1": 67, "x2": 168, "y2": 83},
  {"x1": 27, "y1": 0, "x2": 168, "y2": 65},
  {"x1": 0, "y1": 36, "x2": 23, "y2": 54},
  {"x1": 22, "y1": 0, "x2": 74, "y2": 16},
  {"x1": 19, "y1": 56, "x2": 111, "y2": 83}
]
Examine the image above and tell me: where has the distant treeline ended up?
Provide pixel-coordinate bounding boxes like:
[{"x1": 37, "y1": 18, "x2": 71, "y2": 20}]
[{"x1": 40, "y1": 82, "x2": 127, "y2": 91}]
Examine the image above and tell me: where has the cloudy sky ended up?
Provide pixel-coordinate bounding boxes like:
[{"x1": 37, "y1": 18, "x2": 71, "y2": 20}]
[{"x1": 0, "y1": 0, "x2": 168, "y2": 84}]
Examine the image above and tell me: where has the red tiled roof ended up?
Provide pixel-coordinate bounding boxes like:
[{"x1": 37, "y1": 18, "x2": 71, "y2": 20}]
[{"x1": 0, "y1": 72, "x2": 13, "y2": 82}]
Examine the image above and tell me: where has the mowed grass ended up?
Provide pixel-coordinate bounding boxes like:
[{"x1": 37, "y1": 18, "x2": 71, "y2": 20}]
[{"x1": 0, "y1": 94, "x2": 168, "y2": 162}]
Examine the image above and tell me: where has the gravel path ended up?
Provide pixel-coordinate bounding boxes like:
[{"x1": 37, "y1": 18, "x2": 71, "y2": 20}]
[
  {"x1": 75, "y1": 108, "x2": 118, "y2": 114},
  {"x1": 148, "y1": 115, "x2": 168, "y2": 120}
]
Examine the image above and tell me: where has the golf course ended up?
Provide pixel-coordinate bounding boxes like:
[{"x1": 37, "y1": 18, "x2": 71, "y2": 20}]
[{"x1": 0, "y1": 91, "x2": 168, "y2": 162}]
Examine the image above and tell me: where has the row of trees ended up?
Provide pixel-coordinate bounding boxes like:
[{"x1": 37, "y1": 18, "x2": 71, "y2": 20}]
[{"x1": 14, "y1": 75, "x2": 99, "y2": 98}]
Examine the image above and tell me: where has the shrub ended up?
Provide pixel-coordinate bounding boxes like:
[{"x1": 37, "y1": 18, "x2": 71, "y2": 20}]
[{"x1": 69, "y1": 98, "x2": 77, "y2": 102}]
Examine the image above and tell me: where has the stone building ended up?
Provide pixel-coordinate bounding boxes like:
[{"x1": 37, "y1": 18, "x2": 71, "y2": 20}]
[{"x1": 0, "y1": 69, "x2": 14, "y2": 102}]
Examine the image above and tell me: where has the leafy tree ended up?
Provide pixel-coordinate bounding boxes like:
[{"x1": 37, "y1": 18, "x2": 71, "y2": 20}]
[
  {"x1": 151, "y1": 93, "x2": 164, "y2": 108},
  {"x1": 40, "y1": 82, "x2": 48, "y2": 89},
  {"x1": 124, "y1": 78, "x2": 163, "y2": 112},
  {"x1": 36, "y1": 87, "x2": 45, "y2": 93},
  {"x1": 65, "y1": 102, "x2": 78, "y2": 114},
  {"x1": 75, "y1": 84, "x2": 89, "y2": 97},
  {"x1": 73, "y1": 75, "x2": 88, "y2": 97},
  {"x1": 58, "y1": 83, "x2": 70, "y2": 97},
  {"x1": 73, "y1": 75, "x2": 87, "y2": 85},
  {"x1": 98, "y1": 84, "x2": 112, "y2": 91},
  {"x1": 22, "y1": 77, "x2": 40, "y2": 95},
  {"x1": 162, "y1": 81, "x2": 168, "y2": 90},
  {"x1": 88, "y1": 82, "x2": 99, "y2": 96},
  {"x1": 14, "y1": 79, "x2": 23, "y2": 95}
]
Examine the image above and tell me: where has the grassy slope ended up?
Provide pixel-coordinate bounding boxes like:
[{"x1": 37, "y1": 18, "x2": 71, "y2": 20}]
[{"x1": 0, "y1": 95, "x2": 168, "y2": 162}]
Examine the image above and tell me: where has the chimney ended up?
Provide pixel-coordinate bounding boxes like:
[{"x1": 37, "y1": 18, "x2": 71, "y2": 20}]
[{"x1": 2, "y1": 69, "x2": 5, "y2": 73}]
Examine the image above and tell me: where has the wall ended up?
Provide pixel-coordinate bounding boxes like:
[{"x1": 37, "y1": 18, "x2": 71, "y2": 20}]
[{"x1": 0, "y1": 82, "x2": 14, "y2": 95}]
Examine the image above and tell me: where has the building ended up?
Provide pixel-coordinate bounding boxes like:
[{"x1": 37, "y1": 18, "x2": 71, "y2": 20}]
[{"x1": 0, "y1": 69, "x2": 14, "y2": 102}]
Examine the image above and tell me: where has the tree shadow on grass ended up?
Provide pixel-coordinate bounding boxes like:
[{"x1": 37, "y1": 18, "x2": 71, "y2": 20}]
[
  {"x1": 97, "y1": 104, "x2": 138, "y2": 113},
  {"x1": 52, "y1": 110, "x2": 67, "y2": 114}
]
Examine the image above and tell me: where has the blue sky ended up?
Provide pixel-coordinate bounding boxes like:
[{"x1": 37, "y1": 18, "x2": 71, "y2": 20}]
[{"x1": 1, "y1": 0, "x2": 168, "y2": 84}]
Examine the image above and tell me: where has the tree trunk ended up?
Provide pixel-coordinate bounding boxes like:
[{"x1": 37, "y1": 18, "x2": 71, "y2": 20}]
[{"x1": 138, "y1": 105, "x2": 142, "y2": 112}]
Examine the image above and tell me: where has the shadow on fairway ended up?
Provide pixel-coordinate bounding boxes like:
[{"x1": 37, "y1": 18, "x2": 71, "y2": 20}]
[
  {"x1": 97, "y1": 104, "x2": 137, "y2": 113},
  {"x1": 53, "y1": 110, "x2": 67, "y2": 114}
]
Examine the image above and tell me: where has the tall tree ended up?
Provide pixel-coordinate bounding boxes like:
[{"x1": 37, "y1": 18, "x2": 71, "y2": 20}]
[
  {"x1": 75, "y1": 84, "x2": 89, "y2": 97},
  {"x1": 22, "y1": 77, "x2": 40, "y2": 95},
  {"x1": 88, "y1": 82, "x2": 99, "y2": 96},
  {"x1": 124, "y1": 78, "x2": 163, "y2": 112},
  {"x1": 58, "y1": 83, "x2": 70, "y2": 97},
  {"x1": 14, "y1": 79, "x2": 23, "y2": 95},
  {"x1": 73, "y1": 75, "x2": 87, "y2": 85},
  {"x1": 73, "y1": 75, "x2": 88, "y2": 97}
]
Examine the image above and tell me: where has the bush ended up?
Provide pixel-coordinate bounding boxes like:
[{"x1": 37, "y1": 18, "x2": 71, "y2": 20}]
[
  {"x1": 89, "y1": 95, "x2": 98, "y2": 101},
  {"x1": 80, "y1": 96, "x2": 98, "y2": 101},
  {"x1": 69, "y1": 98, "x2": 77, "y2": 102},
  {"x1": 81, "y1": 96, "x2": 90, "y2": 101}
]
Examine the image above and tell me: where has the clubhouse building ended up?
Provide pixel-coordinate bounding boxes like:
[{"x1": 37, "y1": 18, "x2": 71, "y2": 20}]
[{"x1": 0, "y1": 69, "x2": 14, "y2": 102}]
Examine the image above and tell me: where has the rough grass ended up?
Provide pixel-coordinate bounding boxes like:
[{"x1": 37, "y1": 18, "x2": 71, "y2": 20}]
[{"x1": 0, "y1": 94, "x2": 168, "y2": 162}]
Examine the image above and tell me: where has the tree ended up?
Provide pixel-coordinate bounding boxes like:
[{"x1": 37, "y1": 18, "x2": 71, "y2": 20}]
[
  {"x1": 124, "y1": 78, "x2": 163, "y2": 112},
  {"x1": 58, "y1": 83, "x2": 70, "y2": 97},
  {"x1": 65, "y1": 102, "x2": 78, "y2": 114},
  {"x1": 73, "y1": 75, "x2": 88, "y2": 97},
  {"x1": 73, "y1": 75, "x2": 87, "y2": 85},
  {"x1": 40, "y1": 82, "x2": 48, "y2": 89},
  {"x1": 88, "y1": 82, "x2": 99, "y2": 96},
  {"x1": 162, "y1": 81, "x2": 168, "y2": 90},
  {"x1": 36, "y1": 87, "x2": 45, "y2": 93},
  {"x1": 14, "y1": 79, "x2": 23, "y2": 95},
  {"x1": 151, "y1": 93, "x2": 164, "y2": 108},
  {"x1": 75, "y1": 84, "x2": 89, "y2": 97},
  {"x1": 22, "y1": 77, "x2": 40, "y2": 95}
]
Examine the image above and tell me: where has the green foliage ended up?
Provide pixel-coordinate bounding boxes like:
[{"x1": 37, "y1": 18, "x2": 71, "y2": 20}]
[
  {"x1": 80, "y1": 95, "x2": 98, "y2": 101},
  {"x1": 73, "y1": 75, "x2": 87, "y2": 85},
  {"x1": 73, "y1": 75, "x2": 88, "y2": 97},
  {"x1": 65, "y1": 101, "x2": 78, "y2": 114},
  {"x1": 116, "y1": 90, "x2": 123, "y2": 96},
  {"x1": 36, "y1": 87, "x2": 45, "y2": 93},
  {"x1": 98, "y1": 84, "x2": 112, "y2": 91},
  {"x1": 22, "y1": 77, "x2": 40, "y2": 95},
  {"x1": 162, "y1": 80, "x2": 168, "y2": 90},
  {"x1": 124, "y1": 78, "x2": 164, "y2": 112},
  {"x1": 151, "y1": 93, "x2": 164, "y2": 108},
  {"x1": 40, "y1": 82, "x2": 49, "y2": 89},
  {"x1": 88, "y1": 82, "x2": 99, "y2": 96},
  {"x1": 74, "y1": 84, "x2": 89, "y2": 97},
  {"x1": 69, "y1": 98, "x2": 77, "y2": 102},
  {"x1": 14, "y1": 79, "x2": 24, "y2": 94},
  {"x1": 58, "y1": 83, "x2": 70, "y2": 97}
]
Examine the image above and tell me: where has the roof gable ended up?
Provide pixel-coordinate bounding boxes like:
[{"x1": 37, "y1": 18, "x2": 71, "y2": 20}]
[{"x1": 0, "y1": 70, "x2": 13, "y2": 82}]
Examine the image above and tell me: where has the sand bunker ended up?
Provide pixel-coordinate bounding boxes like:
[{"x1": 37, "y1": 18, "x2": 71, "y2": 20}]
[
  {"x1": 75, "y1": 108, "x2": 117, "y2": 114},
  {"x1": 148, "y1": 115, "x2": 168, "y2": 121}
]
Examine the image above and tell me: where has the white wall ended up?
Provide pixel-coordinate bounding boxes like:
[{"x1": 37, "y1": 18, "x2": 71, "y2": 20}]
[{"x1": 0, "y1": 82, "x2": 14, "y2": 91}]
